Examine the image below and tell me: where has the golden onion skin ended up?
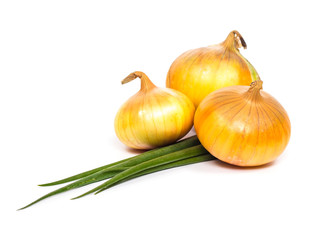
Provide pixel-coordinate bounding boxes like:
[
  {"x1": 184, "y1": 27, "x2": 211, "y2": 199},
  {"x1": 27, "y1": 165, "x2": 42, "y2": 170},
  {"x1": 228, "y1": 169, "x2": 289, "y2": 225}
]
[
  {"x1": 167, "y1": 30, "x2": 259, "y2": 108},
  {"x1": 194, "y1": 80, "x2": 291, "y2": 167},
  {"x1": 115, "y1": 71, "x2": 195, "y2": 150}
]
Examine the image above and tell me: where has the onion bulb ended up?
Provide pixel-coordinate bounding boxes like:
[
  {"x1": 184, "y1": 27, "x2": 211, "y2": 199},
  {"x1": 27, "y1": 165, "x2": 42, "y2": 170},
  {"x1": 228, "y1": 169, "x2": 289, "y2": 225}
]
[
  {"x1": 194, "y1": 79, "x2": 291, "y2": 166},
  {"x1": 115, "y1": 71, "x2": 195, "y2": 150},
  {"x1": 167, "y1": 30, "x2": 259, "y2": 108}
]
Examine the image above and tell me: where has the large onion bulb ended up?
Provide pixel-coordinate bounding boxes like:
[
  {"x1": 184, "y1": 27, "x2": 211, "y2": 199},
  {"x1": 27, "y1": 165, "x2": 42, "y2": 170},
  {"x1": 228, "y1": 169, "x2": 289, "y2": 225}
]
[
  {"x1": 167, "y1": 30, "x2": 259, "y2": 107},
  {"x1": 115, "y1": 71, "x2": 195, "y2": 150},
  {"x1": 194, "y1": 79, "x2": 291, "y2": 166}
]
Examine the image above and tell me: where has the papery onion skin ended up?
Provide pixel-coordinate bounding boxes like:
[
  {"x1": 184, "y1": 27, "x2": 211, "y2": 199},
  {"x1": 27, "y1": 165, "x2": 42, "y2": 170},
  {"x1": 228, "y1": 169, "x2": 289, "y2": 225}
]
[
  {"x1": 115, "y1": 71, "x2": 195, "y2": 150},
  {"x1": 194, "y1": 80, "x2": 291, "y2": 167},
  {"x1": 167, "y1": 30, "x2": 259, "y2": 108}
]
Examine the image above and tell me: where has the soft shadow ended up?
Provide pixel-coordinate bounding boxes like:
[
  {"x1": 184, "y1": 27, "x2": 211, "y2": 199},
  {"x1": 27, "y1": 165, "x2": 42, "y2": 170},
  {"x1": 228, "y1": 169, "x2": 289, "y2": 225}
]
[
  {"x1": 211, "y1": 158, "x2": 277, "y2": 170},
  {"x1": 182, "y1": 126, "x2": 196, "y2": 139},
  {"x1": 124, "y1": 147, "x2": 147, "y2": 155},
  {"x1": 108, "y1": 136, "x2": 147, "y2": 154}
]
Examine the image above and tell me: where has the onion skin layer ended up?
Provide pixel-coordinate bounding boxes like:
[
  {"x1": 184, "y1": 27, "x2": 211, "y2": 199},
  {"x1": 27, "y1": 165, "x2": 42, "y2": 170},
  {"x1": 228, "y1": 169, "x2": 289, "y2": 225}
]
[
  {"x1": 194, "y1": 80, "x2": 291, "y2": 167},
  {"x1": 166, "y1": 30, "x2": 259, "y2": 108},
  {"x1": 115, "y1": 72, "x2": 195, "y2": 150}
]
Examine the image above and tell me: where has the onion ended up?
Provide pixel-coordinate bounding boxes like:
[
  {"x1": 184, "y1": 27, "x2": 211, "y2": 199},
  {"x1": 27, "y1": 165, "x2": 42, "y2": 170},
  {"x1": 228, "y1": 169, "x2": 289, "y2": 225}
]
[
  {"x1": 167, "y1": 30, "x2": 259, "y2": 107},
  {"x1": 114, "y1": 71, "x2": 195, "y2": 149},
  {"x1": 194, "y1": 79, "x2": 291, "y2": 166}
]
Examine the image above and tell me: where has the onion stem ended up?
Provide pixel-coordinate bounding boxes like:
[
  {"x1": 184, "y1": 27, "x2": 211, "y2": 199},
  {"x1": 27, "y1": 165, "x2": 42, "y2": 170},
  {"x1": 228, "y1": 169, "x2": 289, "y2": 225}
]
[
  {"x1": 19, "y1": 136, "x2": 212, "y2": 210},
  {"x1": 19, "y1": 152, "x2": 214, "y2": 210}
]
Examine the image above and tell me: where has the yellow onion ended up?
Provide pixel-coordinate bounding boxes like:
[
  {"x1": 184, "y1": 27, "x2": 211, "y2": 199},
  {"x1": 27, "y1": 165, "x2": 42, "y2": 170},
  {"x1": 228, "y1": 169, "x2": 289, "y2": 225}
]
[
  {"x1": 194, "y1": 79, "x2": 291, "y2": 166},
  {"x1": 167, "y1": 30, "x2": 259, "y2": 108},
  {"x1": 115, "y1": 71, "x2": 195, "y2": 150}
]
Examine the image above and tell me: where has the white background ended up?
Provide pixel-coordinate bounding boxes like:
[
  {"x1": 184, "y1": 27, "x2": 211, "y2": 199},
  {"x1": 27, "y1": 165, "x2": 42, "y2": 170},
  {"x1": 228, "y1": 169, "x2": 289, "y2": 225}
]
[{"x1": 1, "y1": 0, "x2": 325, "y2": 239}]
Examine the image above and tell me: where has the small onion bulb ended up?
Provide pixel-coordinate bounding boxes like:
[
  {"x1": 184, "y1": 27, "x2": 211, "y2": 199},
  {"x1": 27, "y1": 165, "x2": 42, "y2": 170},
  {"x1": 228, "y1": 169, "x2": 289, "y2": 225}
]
[
  {"x1": 115, "y1": 71, "x2": 195, "y2": 150},
  {"x1": 167, "y1": 30, "x2": 259, "y2": 108},
  {"x1": 194, "y1": 79, "x2": 291, "y2": 166}
]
